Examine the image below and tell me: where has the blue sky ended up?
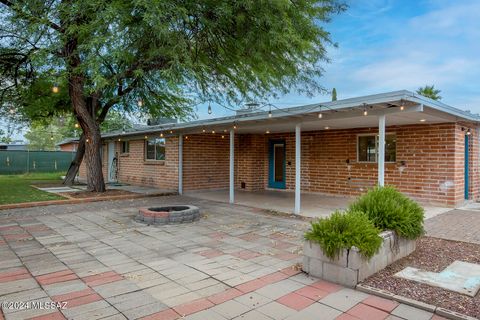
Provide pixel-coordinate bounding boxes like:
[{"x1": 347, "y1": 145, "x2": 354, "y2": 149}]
[{"x1": 198, "y1": 0, "x2": 480, "y2": 119}]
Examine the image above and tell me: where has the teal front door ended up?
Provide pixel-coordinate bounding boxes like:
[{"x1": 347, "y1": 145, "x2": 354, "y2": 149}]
[
  {"x1": 465, "y1": 135, "x2": 469, "y2": 200},
  {"x1": 268, "y1": 140, "x2": 286, "y2": 189}
]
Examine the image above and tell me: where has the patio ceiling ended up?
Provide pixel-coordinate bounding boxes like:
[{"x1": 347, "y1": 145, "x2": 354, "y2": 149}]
[{"x1": 102, "y1": 90, "x2": 479, "y2": 139}]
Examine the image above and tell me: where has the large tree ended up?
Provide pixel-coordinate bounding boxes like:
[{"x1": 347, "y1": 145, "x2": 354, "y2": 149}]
[{"x1": 1, "y1": 0, "x2": 345, "y2": 191}]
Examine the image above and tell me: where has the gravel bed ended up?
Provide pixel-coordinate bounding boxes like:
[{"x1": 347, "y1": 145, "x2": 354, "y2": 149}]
[{"x1": 362, "y1": 236, "x2": 480, "y2": 318}]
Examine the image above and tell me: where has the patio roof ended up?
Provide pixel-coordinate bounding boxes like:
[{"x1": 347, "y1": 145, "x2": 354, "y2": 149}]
[{"x1": 102, "y1": 90, "x2": 479, "y2": 139}]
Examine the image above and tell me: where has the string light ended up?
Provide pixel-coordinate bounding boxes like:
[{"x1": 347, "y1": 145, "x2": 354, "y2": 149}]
[
  {"x1": 268, "y1": 106, "x2": 272, "y2": 118},
  {"x1": 144, "y1": 135, "x2": 148, "y2": 139},
  {"x1": 169, "y1": 130, "x2": 173, "y2": 134},
  {"x1": 363, "y1": 103, "x2": 368, "y2": 116},
  {"x1": 185, "y1": 136, "x2": 189, "y2": 140},
  {"x1": 75, "y1": 123, "x2": 80, "y2": 128},
  {"x1": 86, "y1": 138, "x2": 90, "y2": 143},
  {"x1": 419, "y1": 119, "x2": 426, "y2": 122},
  {"x1": 400, "y1": 99, "x2": 405, "y2": 111},
  {"x1": 118, "y1": 138, "x2": 121, "y2": 141},
  {"x1": 324, "y1": 126, "x2": 330, "y2": 130},
  {"x1": 221, "y1": 135, "x2": 225, "y2": 139},
  {"x1": 233, "y1": 124, "x2": 237, "y2": 129},
  {"x1": 212, "y1": 130, "x2": 215, "y2": 134},
  {"x1": 50, "y1": 134, "x2": 54, "y2": 140},
  {"x1": 122, "y1": 126, "x2": 126, "y2": 134},
  {"x1": 160, "y1": 132, "x2": 164, "y2": 137},
  {"x1": 208, "y1": 103, "x2": 212, "y2": 115},
  {"x1": 266, "y1": 130, "x2": 270, "y2": 134},
  {"x1": 318, "y1": 106, "x2": 323, "y2": 118},
  {"x1": 137, "y1": 98, "x2": 144, "y2": 107},
  {"x1": 223, "y1": 129, "x2": 227, "y2": 133},
  {"x1": 52, "y1": 83, "x2": 59, "y2": 93}
]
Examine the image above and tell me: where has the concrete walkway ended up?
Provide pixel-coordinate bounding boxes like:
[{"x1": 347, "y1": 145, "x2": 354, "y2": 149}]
[{"x1": 0, "y1": 196, "x2": 444, "y2": 320}]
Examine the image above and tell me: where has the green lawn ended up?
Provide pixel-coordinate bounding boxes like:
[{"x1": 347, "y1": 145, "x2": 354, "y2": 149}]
[{"x1": 0, "y1": 172, "x2": 67, "y2": 205}]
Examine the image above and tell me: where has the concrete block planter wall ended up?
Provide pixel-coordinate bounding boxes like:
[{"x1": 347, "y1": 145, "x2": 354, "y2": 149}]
[{"x1": 303, "y1": 231, "x2": 416, "y2": 287}]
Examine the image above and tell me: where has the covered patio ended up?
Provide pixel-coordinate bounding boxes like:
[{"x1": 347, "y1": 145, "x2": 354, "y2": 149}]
[
  {"x1": 175, "y1": 91, "x2": 467, "y2": 212},
  {"x1": 187, "y1": 189, "x2": 451, "y2": 220},
  {"x1": 187, "y1": 189, "x2": 353, "y2": 218}
]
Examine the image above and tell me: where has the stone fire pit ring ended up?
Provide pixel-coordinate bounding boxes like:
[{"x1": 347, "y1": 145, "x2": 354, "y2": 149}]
[{"x1": 137, "y1": 205, "x2": 200, "y2": 225}]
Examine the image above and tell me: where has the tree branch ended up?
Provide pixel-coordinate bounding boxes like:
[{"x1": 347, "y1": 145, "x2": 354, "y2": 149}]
[{"x1": 0, "y1": 0, "x2": 63, "y2": 33}]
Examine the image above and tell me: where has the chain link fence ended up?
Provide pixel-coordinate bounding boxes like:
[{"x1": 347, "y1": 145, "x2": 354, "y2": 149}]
[{"x1": 0, "y1": 150, "x2": 76, "y2": 174}]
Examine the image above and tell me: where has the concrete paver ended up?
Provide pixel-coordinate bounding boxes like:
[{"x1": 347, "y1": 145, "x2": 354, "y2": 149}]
[{"x1": 0, "y1": 195, "x2": 445, "y2": 320}]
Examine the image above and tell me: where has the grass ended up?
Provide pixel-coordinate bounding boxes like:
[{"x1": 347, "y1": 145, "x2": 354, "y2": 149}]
[{"x1": 0, "y1": 172, "x2": 67, "y2": 205}]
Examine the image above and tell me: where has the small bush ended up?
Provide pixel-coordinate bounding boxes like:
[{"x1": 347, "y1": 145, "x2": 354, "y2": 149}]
[
  {"x1": 349, "y1": 186, "x2": 425, "y2": 239},
  {"x1": 304, "y1": 210, "x2": 382, "y2": 259}
]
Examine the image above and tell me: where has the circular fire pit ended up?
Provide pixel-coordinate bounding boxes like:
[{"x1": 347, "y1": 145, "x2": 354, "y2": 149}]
[{"x1": 136, "y1": 205, "x2": 200, "y2": 225}]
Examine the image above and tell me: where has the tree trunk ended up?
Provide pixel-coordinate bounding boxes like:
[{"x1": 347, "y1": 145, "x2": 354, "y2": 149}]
[
  {"x1": 68, "y1": 73, "x2": 106, "y2": 192},
  {"x1": 63, "y1": 133, "x2": 86, "y2": 185},
  {"x1": 83, "y1": 127, "x2": 105, "y2": 192}
]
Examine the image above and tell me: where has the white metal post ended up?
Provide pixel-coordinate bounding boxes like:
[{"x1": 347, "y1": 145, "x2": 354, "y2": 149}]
[
  {"x1": 178, "y1": 134, "x2": 183, "y2": 195},
  {"x1": 229, "y1": 129, "x2": 235, "y2": 204},
  {"x1": 378, "y1": 114, "x2": 386, "y2": 187},
  {"x1": 295, "y1": 124, "x2": 301, "y2": 214}
]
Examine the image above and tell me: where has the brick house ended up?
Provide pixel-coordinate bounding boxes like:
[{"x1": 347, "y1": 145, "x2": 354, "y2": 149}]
[
  {"x1": 56, "y1": 138, "x2": 79, "y2": 152},
  {"x1": 79, "y1": 90, "x2": 480, "y2": 210}
]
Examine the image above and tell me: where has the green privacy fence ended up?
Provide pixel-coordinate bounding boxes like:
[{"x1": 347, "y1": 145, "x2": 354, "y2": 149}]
[{"x1": 0, "y1": 150, "x2": 76, "y2": 174}]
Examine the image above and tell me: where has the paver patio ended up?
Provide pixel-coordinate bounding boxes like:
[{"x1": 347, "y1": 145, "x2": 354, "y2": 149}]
[{"x1": 0, "y1": 196, "x2": 446, "y2": 319}]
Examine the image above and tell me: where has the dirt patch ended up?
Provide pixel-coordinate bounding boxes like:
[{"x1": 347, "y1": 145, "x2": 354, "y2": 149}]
[
  {"x1": 362, "y1": 236, "x2": 480, "y2": 318},
  {"x1": 63, "y1": 189, "x2": 135, "y2": 199}
]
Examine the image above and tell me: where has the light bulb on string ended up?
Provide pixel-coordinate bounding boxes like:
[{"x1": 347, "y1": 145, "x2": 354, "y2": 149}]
[
  {"x1": 52, "y1": 83, "x2": 59, "y2": 94},
  {"x1": 400, "y1": 99, "x2": 405, "y2": 111},
  {"x1": 208, "y1": 103, "x2": 212, "y2": 115},
  {"x1": 363, "y1": 103, "x2": 368, "y2": 116},
  {"x1": 137, "y1": 98, "x2": 144, "y2": 107},
  {"x1": 75, "y1": 123, "x2": 80, "y2": 129},
  {"x1": 268, "y1": 106, "x2": 272, "y2": 118},
  {"x1": 318, "y1": 106, "x2": 323, "y2": 118}
]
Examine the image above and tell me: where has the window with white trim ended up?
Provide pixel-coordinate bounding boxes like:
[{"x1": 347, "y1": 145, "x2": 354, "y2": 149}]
[
  {"x1": 145, "y1": 138, "x2": 166, "y2": 161},
  {"x1": 357, "y1": 134, "x2": 396, "y2": 163}
]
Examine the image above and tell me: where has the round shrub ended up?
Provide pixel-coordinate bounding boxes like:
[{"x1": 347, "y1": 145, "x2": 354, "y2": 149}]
[
  {"x1": 304, "y1": 210, "x2": 382, "y2": 259},
  {"x1": 348, "y1": 186, "x2": 425, "y2": 239}
]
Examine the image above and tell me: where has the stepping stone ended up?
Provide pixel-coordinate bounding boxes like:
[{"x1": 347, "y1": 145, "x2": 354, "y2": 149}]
[{"x1": 395, "y1": 260, "x2": 480, "y2": 296}]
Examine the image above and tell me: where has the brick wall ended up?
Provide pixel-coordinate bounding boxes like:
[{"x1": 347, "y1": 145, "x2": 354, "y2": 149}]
[
  {"x1": 79, "y1": 137, "x2": 179, "y2": 190},
  {"x1": 182, "y1": 134, "x2": 230, "y2": 190},
  {"x1": 79, "y1": 121, "x2": 478, "y2": 206},
  {"x1": 230, "y1": 123, "x2": 477, "y2": 206}
]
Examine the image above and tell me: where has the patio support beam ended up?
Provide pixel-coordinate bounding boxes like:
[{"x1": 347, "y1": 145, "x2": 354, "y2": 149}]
[
  {"x1": 229, "y1": 129, "x2": 235, "y2": 204},
  {"x1": 378, "y1": 114, "x2": 386, "y2": 187},
  {"x1": 295, "y1": 123, "x2": 301, "y2": 214},
  {"x1": 178, "y1": 134, "x2": 183, "y2": 195}
]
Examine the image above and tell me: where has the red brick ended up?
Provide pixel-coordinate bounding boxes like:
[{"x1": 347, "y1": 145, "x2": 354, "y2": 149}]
[
  {"x1": 295, "y1": 286, "x2": 329, "y2": 300},
  {"x1": 63, "y1": 293, "x2": 103, "y2": 308},
  {"x1": 276, "y1": 292, "x2": 315, "y2": 311},
  {"x1": 235, "y1": 279, "x2": 267, "y2": 293},
  {"x1": 140, "y1": 308, "x2": 180, "y2": 320},
  {"x1": 259, "y1": 271, "x2": 290, "y2": 284},
  {"x1": 173, "y1": 298, "x2": 214, "y2": 316},
  {"x1": 347, "y1": 303, "x2": 389, "y2": 320},
  {"x1": 207, "y1": 288, "x2": 243, "y2": 304},
  {"x1": 51, "y1": 288, "x2": 95, "y2": 303},
  {"x1": 279, "y1": 266, "x2": 302, "y2": 276},
  {"x1": 28, "y1": 311, "x2": 66, "y2": 320},
  {"x1": 362, "y1": 296, "x2": 399, "y2": 313}
]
